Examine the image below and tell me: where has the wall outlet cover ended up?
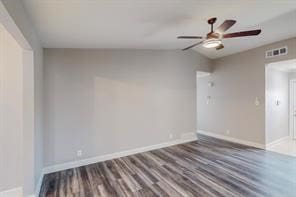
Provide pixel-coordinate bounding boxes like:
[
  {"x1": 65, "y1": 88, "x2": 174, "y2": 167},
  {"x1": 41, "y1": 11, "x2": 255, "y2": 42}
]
[
  {"x1": 255, "y1": 97, "x2": 260, "y2": 106},
  {"x1": 77, "y1": 150, "x2": 82, "y2": 157}
]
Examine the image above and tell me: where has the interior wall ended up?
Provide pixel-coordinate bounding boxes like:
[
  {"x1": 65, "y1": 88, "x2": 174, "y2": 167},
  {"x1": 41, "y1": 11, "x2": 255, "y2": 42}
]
[
  {"x1": 1, "y1": 0, "x2": 44, "y2": 195},
  {"x1": 265, "y1": 67, "x2": 289, "y2": 144},
  {"x1": 289, "y1": 72, "x2": 296, "y2": 79},
  {"x1": 197, "y1": 37, "x2": 296, "y2": 145},
  {"x1": 43, "y1": 49, "x2": 211, "y2": 167},
  {"x1": 0, "y1": 24, "x2": 23, "y2": 191}
]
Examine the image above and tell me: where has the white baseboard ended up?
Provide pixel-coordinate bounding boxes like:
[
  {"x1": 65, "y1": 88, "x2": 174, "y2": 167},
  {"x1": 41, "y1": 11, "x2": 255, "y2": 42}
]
[
  {"x1": 0, "y1": 187, "x2": 22, "y2": 197},
  {"x1": 197, "y1": 130, "x2": 265, "y2": 149},
  {"x1": 32, "y1": 172, "x2": 44, "y2": 197},
  {"x1": 181, "y1": 132, "x2": 197, "y2": 141},
  {"x1": 266, "y1": 136, "x2": 290, "y2": 149},
  {"x1": 43, "y1": 132, "x2": 197, "y2": 174}
]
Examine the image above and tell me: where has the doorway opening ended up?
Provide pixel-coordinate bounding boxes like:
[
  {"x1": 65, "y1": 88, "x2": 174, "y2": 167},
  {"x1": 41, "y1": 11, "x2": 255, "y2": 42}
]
[
  {"x1": 265, "y1": 59, "x2": 296, "y2": 157},
  {"x1": 289, "y1": 77, "x2": 296, "y2": 140},
  {"x1": 0, "y1": 19, "x2": 34, "y2": 195},
  {"x1": 196, "y1": 71, "x2": 211, "y2": 138}
]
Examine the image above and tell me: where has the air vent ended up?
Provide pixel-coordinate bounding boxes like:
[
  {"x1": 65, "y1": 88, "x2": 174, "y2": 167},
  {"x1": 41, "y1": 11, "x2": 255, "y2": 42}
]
[{"x1": 266, "y1": 46, "x2": 288, "y2": 58}]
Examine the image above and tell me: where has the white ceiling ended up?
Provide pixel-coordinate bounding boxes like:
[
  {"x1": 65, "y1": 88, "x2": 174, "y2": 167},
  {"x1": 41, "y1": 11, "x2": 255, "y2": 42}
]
[{"x1": 23, "y1": 0, "x2": 296, "y2": 59}]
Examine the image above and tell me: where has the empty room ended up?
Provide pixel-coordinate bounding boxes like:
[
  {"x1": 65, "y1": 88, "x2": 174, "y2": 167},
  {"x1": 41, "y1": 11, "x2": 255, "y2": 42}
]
[{"x1": 0, "y1": 0, "x2": 296, "y2": 197}]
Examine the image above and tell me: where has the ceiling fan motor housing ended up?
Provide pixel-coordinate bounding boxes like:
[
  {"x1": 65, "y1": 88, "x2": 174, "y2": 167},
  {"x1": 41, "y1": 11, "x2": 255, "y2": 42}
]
[{"x1": 207, "y1": 32, "x2": 220, "y2": 39}]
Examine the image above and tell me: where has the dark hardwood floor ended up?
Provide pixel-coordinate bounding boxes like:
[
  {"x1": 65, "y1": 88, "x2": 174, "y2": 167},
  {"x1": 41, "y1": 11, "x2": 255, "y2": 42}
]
[{"x1": 40, "y1": 135, "x2": 296, "y2": 197}]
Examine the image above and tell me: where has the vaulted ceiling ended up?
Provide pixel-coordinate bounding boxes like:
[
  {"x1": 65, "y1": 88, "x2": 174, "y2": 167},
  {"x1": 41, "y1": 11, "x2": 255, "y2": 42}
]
[{"x1": 23, "y1": 0, "x2": 296, "y2": 59}]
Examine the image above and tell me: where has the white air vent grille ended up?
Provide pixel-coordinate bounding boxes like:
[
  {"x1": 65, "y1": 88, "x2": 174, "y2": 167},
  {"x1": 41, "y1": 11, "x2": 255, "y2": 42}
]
[{"x1": 266, "y1": 46, "x2": 288, "y2": 58}]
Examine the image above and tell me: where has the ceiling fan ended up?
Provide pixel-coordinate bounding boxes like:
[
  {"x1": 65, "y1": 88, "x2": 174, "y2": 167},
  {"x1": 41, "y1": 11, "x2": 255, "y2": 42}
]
[{"x1": 178, "y1": 17, "x2": 261, "y2": 51}]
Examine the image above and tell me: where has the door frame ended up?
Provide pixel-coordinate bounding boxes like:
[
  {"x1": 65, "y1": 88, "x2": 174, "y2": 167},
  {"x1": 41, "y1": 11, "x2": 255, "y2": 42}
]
[
  {"x1": 0, "y1": 2, "x2": 35, "y2": 195},
  {"x1": 289, "y1": 79, "x2": 296, "y2": 139}
]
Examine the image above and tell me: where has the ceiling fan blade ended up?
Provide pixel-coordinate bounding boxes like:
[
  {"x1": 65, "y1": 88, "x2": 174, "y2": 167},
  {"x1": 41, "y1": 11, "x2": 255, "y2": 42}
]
[
  {"x1": 215, "y1": 20, "x2": 236, "y2": 34},
  {"x1": 216, "y1": 44, "x2": 224, "y2": 50},
  {"x1": 182, "y1": 41, "x2": 204, "y2": 51},
  {"x1": 223, "y1": 30, "x2": 261, "y2": 38},
  {"x1": 178, "y1": 36, "x2": 203, "y2": 39}
]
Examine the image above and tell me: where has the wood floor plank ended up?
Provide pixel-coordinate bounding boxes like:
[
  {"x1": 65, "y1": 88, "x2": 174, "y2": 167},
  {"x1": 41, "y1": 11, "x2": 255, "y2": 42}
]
[{"x1": 40, "y1": 135, "x2": 296, "y2": 197}]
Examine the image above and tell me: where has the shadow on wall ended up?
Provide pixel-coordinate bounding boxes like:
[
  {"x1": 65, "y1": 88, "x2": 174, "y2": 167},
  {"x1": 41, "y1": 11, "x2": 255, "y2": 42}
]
[{"x1": 43, "y1": 49, "x2": 212, "y2": 167}]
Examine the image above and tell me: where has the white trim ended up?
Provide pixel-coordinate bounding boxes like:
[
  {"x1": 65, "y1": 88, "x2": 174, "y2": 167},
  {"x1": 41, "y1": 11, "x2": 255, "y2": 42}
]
[
  {"x1": 0, "y1": 187, "x2": 22, "y2": 197},
  {"x1": 266, "y1": 136, "x2": 290, "y2": 149},
  {"x1": 0, "y1": 2, "x2": 36, "y2": 197},
  {"x1": 0, "y1": 2, "x2": 32, "y2": 50},
  {"x1": 181, "y1": 132, "x2": 197, "y2": 141},
  {"x1": 196, "y1": 71, "x2": 211, "y2": 78},
  {"x1": 33, "y1": 173, "x2": 44, "y2": 197},
  {"x1": 197, "y1": 130, "x2": 265, "y2": 149},
  {"x1": 290, "y1": 79, "x2": 296, "y2": 139},
  {"x1": 43, "y1": 132, "x2": 197, "y2": 174}
]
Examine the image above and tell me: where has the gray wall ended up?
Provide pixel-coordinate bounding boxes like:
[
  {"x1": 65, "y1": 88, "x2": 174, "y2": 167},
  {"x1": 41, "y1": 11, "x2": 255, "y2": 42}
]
[
  {"x1": 43, "y1": 49, "x2": 211, "y2": 166},
  {"x1": 289, "y1": 72, "x2": 296, "y2": 79},
  {"x1": 1, "y1": 0, "x2": 43, "y2": 195},
  {"x1": 265, "y1": 68, "x2": 289, "y2": 143},
  {"x1": 197, "y1": 37, "x2": 296, "y2": 145},
  {"x1": 0, "y1": 24, "x2": 23, "y2": 192}
]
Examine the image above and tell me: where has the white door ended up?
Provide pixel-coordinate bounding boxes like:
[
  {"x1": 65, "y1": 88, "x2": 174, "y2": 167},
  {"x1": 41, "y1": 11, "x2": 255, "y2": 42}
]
[{"x1": 292, "y1": 81, "x2": 296, "y2": 139}]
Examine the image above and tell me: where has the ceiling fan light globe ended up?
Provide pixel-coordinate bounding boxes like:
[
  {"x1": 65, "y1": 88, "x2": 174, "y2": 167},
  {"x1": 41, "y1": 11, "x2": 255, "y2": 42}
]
[{"x1": 203, "y1": 39, "x2": 222, "y2": 48}]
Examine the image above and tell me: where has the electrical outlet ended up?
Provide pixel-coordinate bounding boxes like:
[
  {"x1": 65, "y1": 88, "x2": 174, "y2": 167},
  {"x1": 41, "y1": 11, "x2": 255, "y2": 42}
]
[
  {"x1": 169, "y1": 134, "x2": 174, "y2": 139},
  {"x1": 255, "y1": 97, "x2": 260, "y2": 106},
  {"x1": 226, "y1": 130, "x2": 230, "y2": 135},
  {"x1": 77, "y1": 150, "x2": 82, "y2": 157},
  {"x1": 206, "y1": 96, "x2": 211, "y2": 105}
]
